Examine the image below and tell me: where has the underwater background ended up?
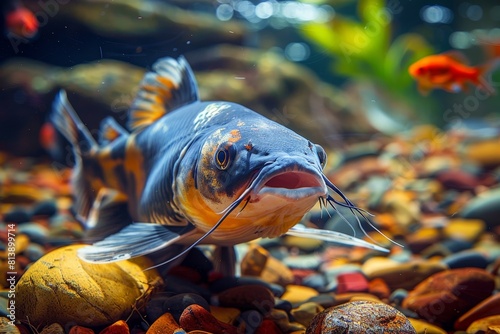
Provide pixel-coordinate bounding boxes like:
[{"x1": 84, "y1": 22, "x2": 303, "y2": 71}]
[{"x1": 1, "y1": 1, "x2": 500, "y2": 333}]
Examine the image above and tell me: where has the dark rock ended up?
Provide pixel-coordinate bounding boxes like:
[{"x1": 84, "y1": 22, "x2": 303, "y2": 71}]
[
  {"x1": 4, "y1": 207, "x2": 30, "y2": 224},
  {"x1": 31, "y1": 200, "x2": 57, "y2": 218},
  {"x1": 161, "y1": 293, "x2": 210, "y2": 323},
  {"x1": 442, "y1": 251, "x2": 489, "y2": 269},
  {"x1": 459, "y1": 188, "x2": 500, "y2": 229},
  {"x1": 209, "y1": 276, "x2": 284, "y2": 297}
]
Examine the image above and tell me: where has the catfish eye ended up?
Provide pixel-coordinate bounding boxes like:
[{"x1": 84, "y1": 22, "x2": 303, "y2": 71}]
[
  {"x1": 315, "y1": 144, "x2": 327, "y2": 168},
  {"x1": 215, "y1": 142, "x2": 235, "y2": 170}
]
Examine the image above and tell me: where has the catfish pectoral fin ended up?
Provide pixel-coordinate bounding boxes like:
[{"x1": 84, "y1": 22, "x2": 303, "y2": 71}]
[
  {"x1": 286, "y1": 225, "x2": 389, "y2": 253},
  {"x1": 77, "y1": 223, "x2": 197, "y2": 263}
]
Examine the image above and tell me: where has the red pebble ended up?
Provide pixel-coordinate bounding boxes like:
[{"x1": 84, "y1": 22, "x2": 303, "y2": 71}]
[
  {"x1": 336, "y1": 272, "x2": 369, "y2": 294},
  {"x1": 99, "y1": 320, "x2": 130, "y2": 334},
  {"x1": 179, "y1": 304, "x2": 237, "y2": 334},
  {"x1": 255, "y1": 319, "x2": 283, "y2": 334},
  {"x1": 69, "y1": 326, "x2": 95, "y2": 334}
]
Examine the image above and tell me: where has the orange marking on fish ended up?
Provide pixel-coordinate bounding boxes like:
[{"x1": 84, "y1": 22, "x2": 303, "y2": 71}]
[
  {"x1": 123, "y1": 135, "x2": 146, "y2": 214},
  {"x1": 408, "y1": 51, "x2": 496, "y2": 95},
  {"x1": 229, "y1": 129, "x2": 241, "y2": 143}
]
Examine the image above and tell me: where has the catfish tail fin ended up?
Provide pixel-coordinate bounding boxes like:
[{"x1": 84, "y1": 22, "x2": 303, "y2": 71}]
[{"x1": 50, "y1": 90, "x2": 98, "y2": 221}]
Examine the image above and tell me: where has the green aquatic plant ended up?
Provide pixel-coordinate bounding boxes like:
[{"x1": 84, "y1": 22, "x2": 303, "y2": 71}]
[{"x1": 299, "y1": 0, "x2": 434, "y2": 96}]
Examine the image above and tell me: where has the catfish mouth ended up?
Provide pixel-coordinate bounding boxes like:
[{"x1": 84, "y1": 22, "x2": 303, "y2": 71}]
[{"x1": 253, "y1": 170, "x2": 327, "y2": 201}]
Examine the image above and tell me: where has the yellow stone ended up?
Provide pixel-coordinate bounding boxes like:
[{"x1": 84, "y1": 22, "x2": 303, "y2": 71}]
[
  {"x1": 17, "y1": 245, "x2": 163, "y2": 327},
  {"x1": 15, "y1": 234, "x2": 30, "y2": 254},
  {"x1": 291, "y1": 302, "x2": 324, "y2": 327},
  {"x1": 210, "y1": 306, "x2": 240, "y2": 325},
  {"x1": 409, "y1": 318, "x2": 446, "y2": 334},
  {"x1": 40, "y1": 323, "x2": 65, "y2": 334},
  {"x1": 467, "y1": 315, "x2": 500, "y2": 333},
  {"x1": 281, "y1": 285, "x2": 318, "y2": 304},
  {"x1": 443, "y1": 218, "x2": 485, "y2": 242},
  {"x1": 465, "y1": 139, "x2": 500, "y2": 167}
]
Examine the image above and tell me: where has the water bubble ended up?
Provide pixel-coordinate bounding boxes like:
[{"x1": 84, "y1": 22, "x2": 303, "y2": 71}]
[
  {"x1": 449, "y1": 31, "x2": 472, "y2": 49},
  {"x1": 284, "y1": 42, "x2": 310, "y2": 62},
  {"x1": 466, "y1": 5, "x2": 483, "y2": 21},
  {"x1": 255, "y1": 1, "x2": 273, "y2": 19},
  {"x1": 216, "y1": 4, "x2": 234, "y2": 21},
  {"x1": 420, "y1": 5, "x2": 453, "y2": 24}
]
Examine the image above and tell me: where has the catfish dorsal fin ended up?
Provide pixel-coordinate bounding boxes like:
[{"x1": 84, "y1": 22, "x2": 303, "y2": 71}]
[
  {"x1": 128, "y1": 56, "x2": 200, "y2": 132},
  {"x1": 98, "y1": 116, "x2": 128, "y2": 145}
]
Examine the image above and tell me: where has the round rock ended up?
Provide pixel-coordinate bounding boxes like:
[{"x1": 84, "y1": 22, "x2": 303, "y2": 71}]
[
  {"x1": 306, "y1": 300, "x2": 416, "y2": 333},
  {"x1": 16, "y1": 245, "x2": 163, "y2": 327}
]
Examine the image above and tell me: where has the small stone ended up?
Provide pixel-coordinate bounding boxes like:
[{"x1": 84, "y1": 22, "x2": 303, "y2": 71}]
[
  {"x1": 282, "y1": 235, "x2": 323, "y2": 251},
  {"x1": 368, "y1": 278, "x2": 391, "y2": 300},
  {"x1": 179, "y1": 304, "x2": 237, "y2": 334},
  {"x1": 240, "y1": 244, "x2": 268, "y2": 276},
  {"x1": 162, "y1": 293, "x2": 210, "y2": 323},
  {"x1": 214, "y1": 285, "x2": 274, "y2": 314},
  {"x1": 210, "y1": 276, "x2": 284, "y2": 297},
  {"x1": 408, "y1": 318, "x2": 446, "y2": 334},
  {"x1": 23, "y1": 243, "x2": 46, "y2": 262},
  {"x1": 16, "y1": 223, "x2": 48, "y2": 244},
  {"x1": 464, "y1": 138, "x2": 500, "y2": 167},
  {"x1": 336, "y1": 272, "x2": 369, "y2": 294},
  {"x1": 17, "y1": 245, "x2": 163, "y2": 327},
  {"x1": 267, "y1": 309, "x2": 305, "y2": 333},
  {"x1": 291, "y1": 302, "x2": 324, "y2": 327},
  {"x1": 459, "y1": 188, "x2": 500, "y2": 229},
  {"x1": 283, "y1": 254, "x2": 322, "y2": 270},
  {"x1": 389, "y1": 289, "x2": 408, "y2": 306},
  {"x1": 163, "y1": 276, "x2": 211, "y2": 301},
  {"x1": 14, "y1": 234, "x2": 30, "y2": 254},
  {"x1": 237, "y1": 310, "x2": 263, "y2": 333},
  {"x1": 40, "y1": 323, "x2": 65, "y2": 334},
  {"x1": 145, "y1": 312, "x2": 180, "y2": 334},
  {"x1": 466, "y1": 315, "x2": 500, "y2": 334},
  {"x1": 306, "y1": 300, "x2": 416, "y2": 333},
  {"x1": 421, "y1": 239, "x2": 473, "y2": 258},
  {"x1": 281, "y1": 285, "x2": 319, "y2": 305},
  {"x1": 31, "y1": 200, "x2": 58, "y2": 218},
  {"x1": 254, "y1": 319, "x2": 282, "y2": 334},
  {"x1": 210, "y1": 306, "x2": 240, "y2": 325},
  {"x1": 403, "y1": 268, "x2": 495, "y2": 328},
  {"x1": 435, "y1": 169, "x2": 478, "y2": 191},
  {"x1": 406, "y1": 228, "x2": 441, "y2": 254},
  {"x1": 99, "y1": 320, "x2": 130, "y2": 334},
  {"x1": 443, "y1": 219, "x2": 485, "y2": 242},
  {"x1": 455, "y1": 293, "x2": 500, "y2": 330},
  {"x1": 442, "y1": 250, "x2": 489, "y2": 269},
  {"x1": 0, "y1": 317, "x2": 20, "y2": 334},
  {"x1": 364, "y1": 260, "x2": 447, "y2": 291},
  {"x1": 68, "y1": 326, "x2": 95, "y2": 334},
  {"x1": 4, "y1": 208, "x2": 30, "y2": 224}
]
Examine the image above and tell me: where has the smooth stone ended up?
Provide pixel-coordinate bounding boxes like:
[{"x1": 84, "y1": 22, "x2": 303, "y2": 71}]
[
  {"x1": 237, "y1": 310, "x2": 262, "y2": 333},
  {"x1": 68, "y1": 326, "x2": 95, "y2": 334},
  {"x1": 443, "y1": 219, "x2": 485, "y2": 243},
  {"x1": 301, "y1": 273, "x2": 327, "y2": 290},
  {"x1": 466, "y1": 315, "x2": 500, "y2": 334},
  {"x1": 267, "y1": 309, "x2": 305, "y2": 333},
  {"x1": 305, "y1": 294, "x2": 336, "y2": 308},
  {"x1": 435, "y1": 169, "x2": 478, "y2": 191},
  {"x1": 163, "y1": 276, "x2": 211, "y2": 301},
  {"x1": 402, "y1": 268, "x2": 495, "y2": 328},
  {"x1": 4, "y1": 208, "x2": 30, "y2": 224},
  {"x1": 162, "y1": 293, "x2": 210, "y2": 323},
  {"x1": 389, "y1": 289, "x2": 409, "y2": 306},
  {"x1": 240, "y1": 244, "x2": 268, "y2": 276},
  {"x1": 213, "y1": 285, "x2": 275, "y2": 314},
  {"x1": 323, "y1": 264, "x2": 363, "y2": 292},
  {"x1": 406, "y1": 228, "x2": 441, "y2": 254},
  {"x1": 282, "y1": 235, "x2": 324, "y2": 252},
  {"x1": 24, "y1": 243, "x2": 46, "y2": 262},
  {"x1": 254, "y1": 319, "x2": 282, "y2": 334},
  {"x1": 459, "y1": 188, "x2": 500, "y2": 229},
  {"x1": 99, "y1": 320, "x2": 130, "y2": 334},
  {"x1": 368, "y1": 278, "x2": 391, "y2": 300},
  {"x1": 455, "y1": 293, "x2": 500, "y2": 330},
  {"x1": 16, "y1": 223, "x2": 48, "y2": 244},
  {"x1": 464, "y1": 138, "x2": 500, "y2": 167},
  {"x1": 306, "y1": 300, "x2": 416, "y2": 333},
  {"x1": 40, "y1": 323, "x2": 65, "y2": 334},
  {"x1": 283, "y1": 254, "x2": 322, "y2": 270},
  {"x1": 281, "y1": 285, "x2": 319, "y2": 305},
  {"x1": 420, "y1": 239, "x2": 473, "y2": 258},
  {"x1": 14, "y1": 234, "x2": 30, "y2": 254},
  {"x1": 16, "y1": 245, "x2": 162, "y2": 327},
  {"x1": 179, "y1": 304, "x2": 237, "y2": 334},
  {"x1": 291, "y1": 302, "x2": 324, "y2": 327},
  {"x1": 274, "y1": 298, "x2": 293, "y2": 313},
  {"x1": 31, "y1": 200, "x2": 58, "y2": 218},
  {"x1": 336, "y1": 272, "x2": 369, "y2": 294},
  {"x1": 209, "y1": 306, "x2": 240, "y2": 325},
  {"x1": 442, "y1": 250, "x2": 489, "y2": 269},
  {"x1": 408, "y1": 318, "x2": 446, "y2": 334},
  {"x1": 145, "y1": 312, "x2": 180, "y2": 334},
  {"x1": 209, "y1": 276, "x2": 284, "y2": 297},
  {"x1": 0, "y1": 317, "x2": 20, "y2": 334},
  {"x1": 365, "y1": 260, "x2": 448, "y2": 291}
]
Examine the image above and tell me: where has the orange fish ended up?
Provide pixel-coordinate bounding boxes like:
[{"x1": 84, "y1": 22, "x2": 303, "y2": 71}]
[
  {"x1": 408, "y1": 51, "x2": 496, "y2": 96},
  {"x1": 5, "y1": 6, "x2": 38, "y2": 38}
]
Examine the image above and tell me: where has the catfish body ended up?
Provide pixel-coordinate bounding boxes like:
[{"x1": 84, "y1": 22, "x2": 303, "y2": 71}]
[{"x1": 51, "y1": 56, "x2": 387, "y2": 264}]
